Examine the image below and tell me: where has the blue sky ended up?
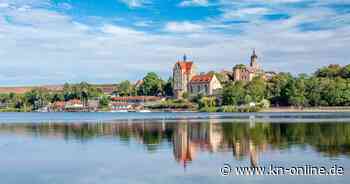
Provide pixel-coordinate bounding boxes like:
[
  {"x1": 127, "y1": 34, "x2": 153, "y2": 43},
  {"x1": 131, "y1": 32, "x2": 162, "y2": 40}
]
[{"x1": 0, "y1": 0, "x2": 349, "y2": 86}]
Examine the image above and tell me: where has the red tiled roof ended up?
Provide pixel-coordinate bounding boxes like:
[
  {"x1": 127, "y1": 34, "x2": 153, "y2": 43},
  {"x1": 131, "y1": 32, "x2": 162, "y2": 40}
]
[
  {"x1": 53, "y1": 101, "x2": 65, "y2": 108},
  {"x1": 177, "y1": 61, "x2": 193, "y2": 74},
  {"x1": 66, "y1": 99, "x2": 82, "y2": 105},
  {"x1": 190, "y1": 74, "x2": 213, "y2": 83}
]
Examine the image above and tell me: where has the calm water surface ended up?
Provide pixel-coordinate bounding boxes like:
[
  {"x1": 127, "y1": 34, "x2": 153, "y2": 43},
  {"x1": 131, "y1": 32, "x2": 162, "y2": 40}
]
[{"x1": 0, "y1": 112, "x2": 349, "y2": 184}]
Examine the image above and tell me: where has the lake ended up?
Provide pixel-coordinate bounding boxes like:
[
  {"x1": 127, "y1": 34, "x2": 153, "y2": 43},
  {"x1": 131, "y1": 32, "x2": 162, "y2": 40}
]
[{"x1": 0, "y1": 112, "x2": 349, "y2": 184}]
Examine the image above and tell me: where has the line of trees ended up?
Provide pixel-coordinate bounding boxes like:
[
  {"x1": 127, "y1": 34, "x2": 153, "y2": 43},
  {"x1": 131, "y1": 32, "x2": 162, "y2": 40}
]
[
  {"x1": 118, "y1": 72, "x2": 173, "y2": 97},
  {"x1": 222, "y1": 64, "x2": 350, "y2": 107},
  {"x1": 1, "y1": 64, "x2": 350, "y2": 111},
  {"x1": 0, "y1": 72, "x2": 173, "y2": 111}
]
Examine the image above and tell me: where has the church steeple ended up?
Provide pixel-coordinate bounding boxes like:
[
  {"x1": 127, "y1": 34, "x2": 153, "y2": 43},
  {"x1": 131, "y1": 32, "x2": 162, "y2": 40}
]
[
  {"x1": 251, "y1": 49, "x2": 257, "y2": 59},
  {"x1": 183, "y1": 54, "x2": 187, "y2": 62},
  {"x1": 250, "y1": 49, "x2": 259, "y2": 69}
]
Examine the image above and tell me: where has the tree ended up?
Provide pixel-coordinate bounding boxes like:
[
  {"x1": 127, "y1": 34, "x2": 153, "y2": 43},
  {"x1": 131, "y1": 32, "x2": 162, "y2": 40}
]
[
  {"x1": 199, "y1": 96, "x2": 216, "y2": 111},
  {"x1": 321, "y1": 78, "x2": 349, "y2": 106},
  {"x1": 315, "y1": 64, "x2": 342, "y2": 78},
  {"x1": 138, "y1": 72, "x2": 163, "y2": 96},
  {"x1": 341, "y1": 64, "x2": 350, "y2": 79},
  {"x1": 305, "y1": 77, "x2": 322, "y2": 106},
  {"x1": 51, "y1": 92, "x2": 64, "y2": 102},
  {"x1": 266, "y1": 72, "x2": 292, "y2": 106},
  {"x1": 25, "y1": 88, "x2": 50, "y2": 110},
  {"x1": 286, "y1": 76, "x2": 308, "y2": 107},
  {"x1": 207, "y1": 71, "x2": 228, "y2": 83},
  {"x1": 246, "y1": 77, "x2": 266, "y2": 102},
  {"x1": 118, "y1": 80, "x2": 134, "y2": 96},
  {"x1": 222, "y1": 81, "x2": 245, "y2": 105},
  {"x1": 99, "y1": 95, "x2": 110, "y2": 108},
  {"x1": 163, "y1": 77, "x2": 173, "y2": 97}
]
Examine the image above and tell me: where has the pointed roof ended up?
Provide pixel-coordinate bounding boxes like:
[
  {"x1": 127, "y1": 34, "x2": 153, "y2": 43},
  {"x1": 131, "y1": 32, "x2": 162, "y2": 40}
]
[
  {"x1": 251, "y1": 49, "x2": 258, "y2": 58},
  {"x1": 176, "y1": 61, "x2": 193, "y2": 74}
]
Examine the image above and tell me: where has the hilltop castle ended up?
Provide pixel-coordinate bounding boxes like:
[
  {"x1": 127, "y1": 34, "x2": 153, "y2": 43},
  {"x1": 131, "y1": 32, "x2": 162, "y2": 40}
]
[
  {"x1": 172, "y1": 50, "x2": 272, "y2": 99},
  {"x1": 232, "y1": 49, "x2": 264, "y2": 81}
]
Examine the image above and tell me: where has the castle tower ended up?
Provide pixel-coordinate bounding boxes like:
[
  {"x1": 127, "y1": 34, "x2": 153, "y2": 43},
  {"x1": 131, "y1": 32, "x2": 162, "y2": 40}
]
[
  {"x1": 173, "y1": 55, "x2": 195, "y2": 99},
  {"x1": 250, "y1": 49, "x2": 259, "y2": 69}
]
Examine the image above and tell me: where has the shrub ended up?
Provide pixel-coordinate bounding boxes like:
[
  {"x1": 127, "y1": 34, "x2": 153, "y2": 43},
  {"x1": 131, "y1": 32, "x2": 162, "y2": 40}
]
[{"x1": 218, "y1": 105, "x2": 238, "y2": 112}]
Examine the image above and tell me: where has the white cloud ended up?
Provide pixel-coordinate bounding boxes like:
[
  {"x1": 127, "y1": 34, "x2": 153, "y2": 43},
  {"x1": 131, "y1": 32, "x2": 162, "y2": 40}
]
[
  {"x1": 179, "y1": 0, "x2": 209, "y2": 7},
  {"x1": 134, "y1": 20, "x2": 153, "y2": 27},
  {"x1": 164, "y1": 21, "x2": 204, "y2": 33},
  {"x1": 0, "y1": 0, "x2": 349, "y2": 85},
  {"x1": 119, "y1": 0, "x2": 149, "y2": 8},
  {"x1": 0, "y1": 3, "x2": 9, "y2": 8},
  {"x1": 222, "y1": 7, "x2": 269, "y2": 19}
]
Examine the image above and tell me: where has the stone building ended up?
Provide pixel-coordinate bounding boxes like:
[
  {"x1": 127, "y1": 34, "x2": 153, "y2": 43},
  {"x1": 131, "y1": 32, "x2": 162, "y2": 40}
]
[
  {"x1": 173, "y1": 55, "x2": 195, "y2": 99},
  {"x1": 189, "y1": 74, "x2": 222, "y2": 96},
  {"x1": 172, "y1": 55, "x2": 223, "y2": 98},
  {"x1": 233, "y1": 50, "x2": 264, "y2": 81}
]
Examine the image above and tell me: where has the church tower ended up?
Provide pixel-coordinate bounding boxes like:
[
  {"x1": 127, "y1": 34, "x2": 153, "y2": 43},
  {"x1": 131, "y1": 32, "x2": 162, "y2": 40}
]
[
  {"x1": 250, "y1": 49, "x2": 259, "y2": 69},
  {"x1": 173, "y1": 54, "x2": 195, "y2": 99}
]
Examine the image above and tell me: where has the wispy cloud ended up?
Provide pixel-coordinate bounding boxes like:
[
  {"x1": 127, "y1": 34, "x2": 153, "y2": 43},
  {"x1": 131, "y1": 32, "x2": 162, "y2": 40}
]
[
  {"x1": 119, "y1": 0, "x2": 150, "y2": 8},
  {"x1": 164, "y1": 21, "x2": 204, "y2": 33},
  {"x1": 0, "y1": 0, "x2": 349, "y2": 85},
  {"x1": 179, "y1": 0, "x2": 209, "y2": 7},
  {"x1": 222, "y1": 7, "x2": 270, "y2": 20}
]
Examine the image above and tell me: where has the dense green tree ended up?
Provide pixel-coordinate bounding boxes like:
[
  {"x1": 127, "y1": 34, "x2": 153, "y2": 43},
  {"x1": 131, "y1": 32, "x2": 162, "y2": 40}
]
[
  {"x1": 246, "y1": 77, "x2": 266, "y2": 102},
  {"x1": 199, "y1": 96, "x2": 216, "y2": 109},
  {"x1": 315, "y1": 64, "x2": 342, "y2": 78},
  {"x1": 163, "y1": 77, "x2": 173, "y2": 97},
  {"x1": 341, "y1": 64, "x2": 350, "y2": 78},
  {"x1": 305, "y1": 77, "x2": 322, "y2": 106},
  {"x1": 286, "y1": 76, "x2": 308, "y2": 107},
  {"x1": 266, "y1": 72, "x2": 292, "y2": 106},
  {"x1": 118, "y1": 80, "x2": 135, "y2": 96},
  {"x1": 222, "y1": 81, "x2": 246, "y2": 105},
  {"x1": 138, "y1": 72, "x2": 163, "y2": 96},
  {"x1": 99, "y1": 95, "x2": 110, "y2": 108}
]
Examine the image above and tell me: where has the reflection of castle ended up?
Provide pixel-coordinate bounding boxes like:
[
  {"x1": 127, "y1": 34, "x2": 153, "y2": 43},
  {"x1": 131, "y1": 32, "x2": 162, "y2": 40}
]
[
  {"x1": 173, "y1": 123, "x2": 195, "y2": 167},
  {"x1": 233, "y1": 140, "x2": 264, "y2": 167},
  {"x1": 172, "y1": 119, "x2": 224, "y2": 168},
  {"x1": 4, "y1": 121, "x2": 347, "y2": 168}
]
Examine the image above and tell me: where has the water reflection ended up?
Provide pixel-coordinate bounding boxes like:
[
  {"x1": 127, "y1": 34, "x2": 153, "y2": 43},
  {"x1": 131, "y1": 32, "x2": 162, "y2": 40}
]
[{"x1": 0, "y1": 120, "x2": 350, "y2": 168}]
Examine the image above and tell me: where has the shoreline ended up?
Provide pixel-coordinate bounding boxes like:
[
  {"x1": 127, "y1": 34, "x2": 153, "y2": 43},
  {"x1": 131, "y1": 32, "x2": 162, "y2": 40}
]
[
  {"x1": 262, "y1": 107, "x2": 350, "y2": 113},
  {"x1": 2, "y1": 107, "x2": 350, "y2": 113}
]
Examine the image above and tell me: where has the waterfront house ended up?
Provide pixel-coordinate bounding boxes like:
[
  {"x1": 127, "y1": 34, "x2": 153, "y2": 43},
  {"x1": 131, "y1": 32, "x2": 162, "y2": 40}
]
[
  {"x1": 189, "y1": 74, "x2": 222, "y2": 96},
  {"x1": 111, "y1": 96, "x2": 163, "y2": 105},
  {"x1": 65, "y1": 99, "x2": 84, "y2": 112},
  {"x1": 51, "y1": 101, "x2": 65, "y2": 112}
]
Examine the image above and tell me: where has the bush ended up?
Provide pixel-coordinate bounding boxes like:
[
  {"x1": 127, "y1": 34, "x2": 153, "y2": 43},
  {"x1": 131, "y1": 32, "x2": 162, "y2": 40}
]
[
  {"x1": 199, "y1": 107, "x2": 217, "y2": 112},
  {"x1": 218, "y1": 105, "x2": 238, "y2": 112},
  {"x1": 149, "y1": 99, "x2": 196, "y2": 110}
]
